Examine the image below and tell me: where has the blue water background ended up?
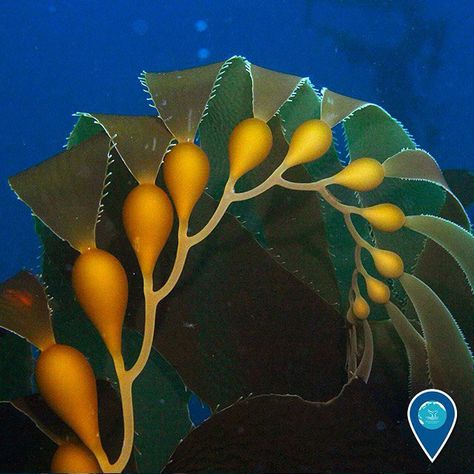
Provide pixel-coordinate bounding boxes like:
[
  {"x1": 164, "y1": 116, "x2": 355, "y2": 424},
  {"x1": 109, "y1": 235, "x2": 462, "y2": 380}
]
[{"x1": 1, "y1": 0, "x2": 473, "y2": 281}]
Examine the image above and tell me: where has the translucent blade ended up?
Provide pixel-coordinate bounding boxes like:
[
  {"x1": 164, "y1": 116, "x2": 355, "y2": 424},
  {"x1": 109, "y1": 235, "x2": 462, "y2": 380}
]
[
  {"x1": 144, "y1": 61, "x2": 224, "y2": 142},
  {"x1": 80, "y1": 114, "x2": 172, "y2": 184},
  {"x1": 0, "y1": 272, "x2": 55, "y2": 351},
  {"x1": 250, "y1": 63, "x2": 302, "y2": 122},
  {"x1": 9, "y1": 133, "x2": 110, "y2": 251}
]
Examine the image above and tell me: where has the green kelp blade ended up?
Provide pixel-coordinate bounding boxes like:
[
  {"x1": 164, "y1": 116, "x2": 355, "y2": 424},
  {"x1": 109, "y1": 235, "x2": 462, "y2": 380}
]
[
  {"x1": 236, "y1": 115, "x2": 339, "y2": 306},
  {"x1": 199, "y1": 56, "x2": 253, "y2": 197},
  {"x1": 198, "y1": 57, "x2": 340, "y2": 308},
  {"x1": 408, "y1": 182, "x2": 474, "y2": 350},
  {"x1": 405, "y1": 215, "x2": 474, "y2": 290},
  {"x1": 385, "y1": 301, "x2": 429, "y2": 396},
  {"x1": 143, "y1": 60, "x2": 224, "y2": 143},
  {"x1": 383, "y1": 149, "x2": 470, "y2": 228},
  {"x1": 342, "y1": 103, "x2": 415, "y2": 161},
  {"x1": 279, "y1": 80, "x2": 376, "y2": 314},
  {"x1": 9, "y1": 133, "x2": 110, "y2": 251},
  {"x1": 66, "y1": 113, "x2": 103, "y2": 149},
  {"x1": 443, "y1": 169, "x2": 474, "y2": 209},
  {"x1": 399, "y1": 273, "x2": 474, "y2": 417},
  {"x1": 341, "y1": 102, "x2": 447, "y2": 309},
  {"x1": 320, "y1": 88, "x2": 367, "y2": 128},
  {"x1": 250, "y1": 63, "x2": 302, "y2": 122},
  {"x1": 79, "y1": 113, "x2": 172, "y2": 184},
  {"x1": 0, "y1": 271, "x2": 55, "y2": 351}
]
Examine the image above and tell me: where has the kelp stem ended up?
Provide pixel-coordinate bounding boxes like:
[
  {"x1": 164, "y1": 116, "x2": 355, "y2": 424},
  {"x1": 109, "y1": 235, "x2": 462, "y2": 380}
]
[
  {"x1": 188, "y1": 162, "x2": 287, "y2": 246},
  {"x1": 232, "y1": 162, "x2": 286, "y2": 201},
  {"x1": 106, "y1": 274, "x2": 159, "y2": 473},
  {"x1": 107, "y1": 358, "x2": 134, "y2": 473},
  {"x1": 129, "y1": 275, "x2": 159, "y2": 380},
  {"x1": 187, "y1": 180, "x2": 234, "y2": 246}
]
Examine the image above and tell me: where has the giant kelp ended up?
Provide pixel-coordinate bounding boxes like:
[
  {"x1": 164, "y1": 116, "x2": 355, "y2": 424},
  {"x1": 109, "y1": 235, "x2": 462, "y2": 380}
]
[{"x1": 1, "y1": 56, "x2": 473, "y2": 473}]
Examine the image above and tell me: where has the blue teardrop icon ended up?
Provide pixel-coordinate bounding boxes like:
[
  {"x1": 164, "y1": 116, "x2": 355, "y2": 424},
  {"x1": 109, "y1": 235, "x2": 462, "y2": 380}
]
[{"x1": 408, "y1": 389, "x2": 457, "y2": 462}]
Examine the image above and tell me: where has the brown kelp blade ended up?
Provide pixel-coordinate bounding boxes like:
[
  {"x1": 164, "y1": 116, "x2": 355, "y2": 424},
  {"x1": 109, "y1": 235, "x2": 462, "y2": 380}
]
[
  {"x1": 164, "y1": 380, "x2": 424, "y2": 473},
  {"x1": 250, "y1": 63, "x2": 302, "y2": 122},
  {"x1": 143, "y1": 60, "x2": 224, "y2": 142},
  {"x1": 9, "y1": 133, "x2": 110, "y2": 251},
  {"x1": 12, "y1": 394, "x2": 78, "y2": 446},
  {"x1": 80, "y1": 113, "x2": 172, "y2": 184},
  {"x1": 0, "y1": 271, "x2": 55, "y2": 351}
]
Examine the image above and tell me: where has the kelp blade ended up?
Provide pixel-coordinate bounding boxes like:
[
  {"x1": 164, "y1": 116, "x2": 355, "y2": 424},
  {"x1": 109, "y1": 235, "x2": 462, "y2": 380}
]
[
  {"x1": 0, "y1": 271, "x2": 55, "y2": 351},
  {"x1": 405, "y1": 215, "x2": 474, "y2": 290},
  {"x1": 400, "y1": 272, "x2": 474, "y2": 422},
  {"x1": 9, "y1": 133, "x2": 110, "y2": 251},
  {"x1": 385, "y1": 301, "x2": 428, "y2": 395},
  {"x1": 79, "y1": 113, "x2": 172, "y2": 184}
]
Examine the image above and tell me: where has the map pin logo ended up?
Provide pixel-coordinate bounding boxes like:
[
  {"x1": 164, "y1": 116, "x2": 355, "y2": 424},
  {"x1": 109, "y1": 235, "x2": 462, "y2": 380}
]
[{"x1": 408, "y1": 389, "x2": 457, "y2": 462}]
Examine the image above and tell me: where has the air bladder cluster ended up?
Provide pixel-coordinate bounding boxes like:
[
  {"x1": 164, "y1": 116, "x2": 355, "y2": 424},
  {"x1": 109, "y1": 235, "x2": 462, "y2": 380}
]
[{"x1": 1, "y1": 56, "x2": 473, "y2": 473}]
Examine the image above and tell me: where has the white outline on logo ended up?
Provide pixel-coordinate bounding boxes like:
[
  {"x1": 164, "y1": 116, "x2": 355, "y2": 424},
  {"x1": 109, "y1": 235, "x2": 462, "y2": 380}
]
[{"x1": 407, "y1": 389, "x2": 458, "y2": 463}]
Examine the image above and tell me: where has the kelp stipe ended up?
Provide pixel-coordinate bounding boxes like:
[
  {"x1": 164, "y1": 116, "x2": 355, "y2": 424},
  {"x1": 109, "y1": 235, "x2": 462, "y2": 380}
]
[{"x1": 1, "y1": 56, "x2": 473, "y2": 473}]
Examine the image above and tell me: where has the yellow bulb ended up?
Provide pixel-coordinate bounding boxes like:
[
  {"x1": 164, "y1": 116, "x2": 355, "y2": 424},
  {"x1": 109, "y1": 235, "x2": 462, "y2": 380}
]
[
  {"x1": 228, "y1": 118, "x2": 273, "y2": 181},
  {"x1": 122, "y1": 184, "x2": 173, "y2": 277},
  {"x1": 332, "y1": 158, "x2": 384, "y2": 192},
  {"x1": 361, "y1": 203, "x2": 406, "y2": 232},
  {"x1": 283, "y1": 119, "x2": 332, "y2": 168},
  {"x1": 72, "y1": 249, "x2": 128, "y2": 357},
  {"x1": 352, "y1": 296, "x2": 370, "y2": 320},
  {"x1": 163, "y1": 143, "x2": 210, "y2": 223},
  {"x1": 51, "y1": 443, "x2": 101, "y2": 473},
  {"x1": 365, "y1": 276, "x2": 391, "y2": 304},
  {"x1": 35, "y1": 344, "x2": 102, "y2": 454},
  {"x1": 370, "y1": 248, "x2": 404, "y2": 279}
]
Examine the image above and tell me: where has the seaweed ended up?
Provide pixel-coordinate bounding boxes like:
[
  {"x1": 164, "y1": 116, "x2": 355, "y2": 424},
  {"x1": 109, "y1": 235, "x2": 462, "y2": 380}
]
[{"x1": 1, "y1": 58, "x2": 473, "y2": 473}]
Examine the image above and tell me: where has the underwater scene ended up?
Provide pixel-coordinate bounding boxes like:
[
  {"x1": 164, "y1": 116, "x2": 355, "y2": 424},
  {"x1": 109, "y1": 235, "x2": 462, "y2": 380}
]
[{"x1": 1, "y1": 1, "x2": 473, "y2": 473}]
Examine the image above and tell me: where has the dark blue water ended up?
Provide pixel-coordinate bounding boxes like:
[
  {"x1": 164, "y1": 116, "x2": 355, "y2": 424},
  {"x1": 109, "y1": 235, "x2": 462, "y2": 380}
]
[{"x1": 1, "y1": 0, "x2": 473, "y2": 281}]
